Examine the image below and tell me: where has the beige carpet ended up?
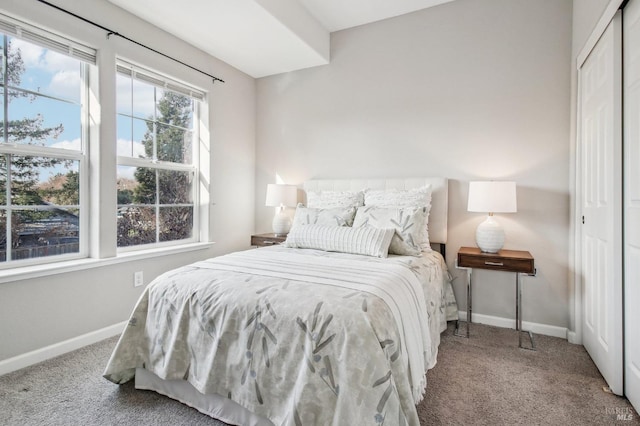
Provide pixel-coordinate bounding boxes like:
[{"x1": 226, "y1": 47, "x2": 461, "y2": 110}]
[
  {"x1": 421, "y1": 323, "x2": 638, "y2": 425},
  {"x1": 0, "y1": 322, "x2": 637, "y2": 425}
]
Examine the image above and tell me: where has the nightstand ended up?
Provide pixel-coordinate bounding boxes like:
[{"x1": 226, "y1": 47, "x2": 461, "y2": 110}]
[
  {"x1": 455, "y1": 246, "x2": 536, "y2": 350},
  {"x1": 251, "y1": 233, "x2": 286, "y2": 247}
]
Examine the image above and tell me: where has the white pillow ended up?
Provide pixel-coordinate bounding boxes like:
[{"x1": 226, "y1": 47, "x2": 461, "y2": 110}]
[
  {"x1": 364, "y1": 185, "x2": 432, "y2": 208},
  {"x1": 306, "y1": 190, "x2": 365, "y2": 209},
  {"x1": 364, "y1": 185, "x2": 432, "y2": 249},
  {"x1": 353, "y1": 206, "x2": 429, "y2": 256},
  {"x1": 291, "y1": 204, "x2": 357, "y2": 229},
  {"x1": 283, "y1": 224, "x2": 395, "y2": 258}
]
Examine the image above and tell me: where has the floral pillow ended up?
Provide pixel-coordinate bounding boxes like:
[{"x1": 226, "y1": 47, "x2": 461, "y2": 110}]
[
  {"x1": 352, "y1": 206, "x2": 428, "y2": 256},
  {"x1": 364, "y1": 186, "x2": 432, "y2": 249},
  {"x1": 291, "y1": 204, "x2": 357, "y2": 229}
]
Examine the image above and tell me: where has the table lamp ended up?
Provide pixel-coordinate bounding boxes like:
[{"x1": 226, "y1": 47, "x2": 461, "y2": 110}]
[
  {"x1": 467, "y1": 181, "x2": 517, "y2": 253},
  {"x1": 265, "y1": 183, "x2": 297, "y2": 236}
]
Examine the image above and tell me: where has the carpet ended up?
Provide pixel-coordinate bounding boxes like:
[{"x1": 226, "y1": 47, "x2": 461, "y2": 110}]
[{"x1": 0, "y1": 323, "x2": 637, "y2": 425}]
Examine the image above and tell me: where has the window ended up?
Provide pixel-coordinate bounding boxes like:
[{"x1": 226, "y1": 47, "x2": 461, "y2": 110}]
[
  {"x1": 0, "y1": 15, "x2": 94, "y2": 266},
  {"x1": 0, "y1": 12, "x2": 210, "y2": 273},
  {"x1": 116, "y1": 62, "x2": 204, "y2": 249}
]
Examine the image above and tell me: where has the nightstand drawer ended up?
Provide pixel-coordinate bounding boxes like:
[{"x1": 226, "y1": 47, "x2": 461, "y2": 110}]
[
  {"x1": 457, "y1": 247, "x2": 534, "y2": 274},
  {"x1": 458, "y1": 254, "x2": 531, "y2": 273},
  {"x1": 251, "y1": 233, "x2": 286, "y2": 247}
]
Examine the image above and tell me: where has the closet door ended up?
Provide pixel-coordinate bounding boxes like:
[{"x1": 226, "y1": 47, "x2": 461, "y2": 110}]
[
  {"x1": 579, "y1": 11, "x2": 623, "y2": 395},
  {"x1": 624, "y1": 0, "x2": 640, "y2": 411}
]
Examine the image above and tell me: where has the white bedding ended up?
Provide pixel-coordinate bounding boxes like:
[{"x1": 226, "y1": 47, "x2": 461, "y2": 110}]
[{"x1": 104, "y1": 246, "x2": 455, "y2": 426}]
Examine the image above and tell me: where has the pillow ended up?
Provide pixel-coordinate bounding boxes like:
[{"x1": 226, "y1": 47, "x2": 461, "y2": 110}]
[
  {"x1": 306, "y1": 190, "x2": 365, "y2": 209},
  {"x1": 364, "y1": 185, "x2": 432, "y2": 250},
  {"x1": 352, "y1": 206, "x2": 429, "y2": 256},
  {"x1": 364, "y1": 185, "x2": 432, "y2": 208},
  {"x1": 291, "y1": 204, "x2": 357, "y2": 229},
  {"x1": 283, "y1": 224, "x2": 395, "y2": 258}
]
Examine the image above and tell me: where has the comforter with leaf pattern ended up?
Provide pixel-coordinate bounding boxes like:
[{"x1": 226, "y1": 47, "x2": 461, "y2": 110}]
[{"x1": 104, "y1": 246, "x2": 452, "y2": 426}]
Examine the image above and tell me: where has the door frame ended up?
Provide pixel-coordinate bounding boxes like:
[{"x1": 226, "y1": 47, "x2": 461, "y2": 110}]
[
  {"x1": 623, "y1": 0, "x2": 640, "y2": 411},
  {"x1": 574, "y1": 6, "x2": 624, "y2": 395},
  {"x1": 571, "y1": 0, "x2": 624, "y2": 346}
]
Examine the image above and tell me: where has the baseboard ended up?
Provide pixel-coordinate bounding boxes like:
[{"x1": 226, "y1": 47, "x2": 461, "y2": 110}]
[
  {"x1": 566, "y1": 330, "x2": 582, "y2": 344},
  {"x1": 457, "y1": 311, "x2": 567, "y2": 339},
  {"x1": 0, "y1": 321, "x2": 126, "y2": 376}
]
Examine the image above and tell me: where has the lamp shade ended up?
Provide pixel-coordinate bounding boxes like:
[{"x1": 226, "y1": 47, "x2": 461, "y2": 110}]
[
  {"x1": 467, "y1": 181, "x2": 517, "y2": 213},
  {"x1": 265, "y1": 184, "x2": 297, "y2": 207}
]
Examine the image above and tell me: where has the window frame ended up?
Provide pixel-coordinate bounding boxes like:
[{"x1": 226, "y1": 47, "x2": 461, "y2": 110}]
[
  {"x1": 0, "y1": 23, "x2": 92, "y2": 269},
  {"x1": 115, "y1": 60, "x2": 203, "y2": 252}
]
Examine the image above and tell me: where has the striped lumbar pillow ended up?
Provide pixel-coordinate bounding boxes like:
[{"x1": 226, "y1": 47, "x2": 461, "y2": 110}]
[{"x1": 283, "y1": 224, "x2": 395, "y2": 258}]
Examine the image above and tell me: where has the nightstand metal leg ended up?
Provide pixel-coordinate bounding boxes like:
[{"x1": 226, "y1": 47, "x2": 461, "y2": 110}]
[
  {"x1": 454, "y1": 267, "x2": 472, "y2": 338},
  {"x1": 516, "y1": 272, "x2": 536, "y2": 350}
]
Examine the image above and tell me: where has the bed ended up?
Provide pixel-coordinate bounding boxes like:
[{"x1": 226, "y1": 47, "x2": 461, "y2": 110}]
[{"x1": 104, "y1": 177, "x2": 457, "y2": 426}]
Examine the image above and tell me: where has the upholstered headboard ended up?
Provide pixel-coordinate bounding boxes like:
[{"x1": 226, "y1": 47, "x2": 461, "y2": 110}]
[{"x1": 303, "y1": 177, "x2": 448, "y2": 245}]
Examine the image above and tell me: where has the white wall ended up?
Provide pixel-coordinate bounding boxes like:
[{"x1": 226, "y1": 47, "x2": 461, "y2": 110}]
[
  {"x1": 0, "y1": 0, "x2": 255, "y2": 361},
  {"x1": 256, "y1": 0, "x2": 573, "y2": 330}
]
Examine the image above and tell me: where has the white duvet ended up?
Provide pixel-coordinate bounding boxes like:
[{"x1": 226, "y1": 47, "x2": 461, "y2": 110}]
[{"x1": 104, "y1": 246, "x2": 455, "y2": 426}]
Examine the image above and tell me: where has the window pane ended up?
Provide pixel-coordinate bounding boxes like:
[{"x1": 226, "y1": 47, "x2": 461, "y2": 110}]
[
  {"x1": 11, "y1": 208, "x2": 80, "y2": 260},
  {"x1": 7, "y1": 94, "x2": 81, "y2": 149},
  {"x1": 8, "y1": 36, "x2": 82, "y2": 104},
  {"x1": 117, "y1": 166, "x2": 156, "y2": 204},
  {"x1": 39, "y1": 170, "x2": 80, "y2": 206},
  {"x1": 156, "y1": 91, "x2": 193, "y2": 128},
  {"x1": 159, "y1": 206, "x2": 192, "y2": 242},
  {"x1": 116, "y1": 73, "x2": 132, "y2": 116},
  {"x1": 117, "y1": 115, "x2": 149, "y2": 159},
  {"x1": 157, "y1": 123, "x2": 192, "y2": 163},
  {"x1": 133, "y1": 118, "x2": 152, "y2": 159},
  {"x1": 11, "y1": 156, "x2": 79, "y2": 206},
  {"x1": 158, "y1": 170, "x2": 192, "y2": 204},
  {"x1": 132, "y1": 78, "x2": 155, "y2": 119},
  {"x1": 117, "y1": 166, "x2": 136, "y2": 205},
  {"x1": 116, "y1": 115, "x2": 132, "y2": 156},
  {"x1": 117, "y1": 206, "x2": 155, "y2": 247},
  {"x1": 3, "y1": 154, "x2": 81, "y2": 262}
]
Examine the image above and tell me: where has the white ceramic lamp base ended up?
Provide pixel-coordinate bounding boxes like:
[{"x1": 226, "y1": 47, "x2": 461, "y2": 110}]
[
  {"x1": 475, "y1": 215, "x2": 505, "y2": 253},
  {"x1": 272, "y1": 208, "x2": 291, "y2": 236}
]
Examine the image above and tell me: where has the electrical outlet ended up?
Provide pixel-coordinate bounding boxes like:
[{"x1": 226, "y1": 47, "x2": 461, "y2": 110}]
[{"x1": 134, "y1": 271, "x2": 144, "y2": 287}]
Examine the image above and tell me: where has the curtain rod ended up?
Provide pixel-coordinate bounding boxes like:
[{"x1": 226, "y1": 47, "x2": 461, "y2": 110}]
[{"x1": 36, "y1": 0, "x2": 225, "y2": 84}]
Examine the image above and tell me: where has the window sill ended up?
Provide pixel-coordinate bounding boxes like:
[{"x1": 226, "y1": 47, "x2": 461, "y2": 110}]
[{"x1": 0, "y1": 242, "x2": 215, "y2": 284}]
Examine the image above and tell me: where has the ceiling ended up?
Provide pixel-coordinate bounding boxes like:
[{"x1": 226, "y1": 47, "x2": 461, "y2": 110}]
[
  {"x1": 300, "y1": 0, "x2": 454, "y2": 32},
  {"x1": 107, "y1": 0, "x2": 454, "y2": 78}
]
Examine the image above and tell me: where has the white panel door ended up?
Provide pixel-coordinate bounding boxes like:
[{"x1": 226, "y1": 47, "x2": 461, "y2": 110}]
[
  {"x1": 624, "y1": 0, "x2": 640, "y2": 411},
  {"x1": 579, "y1": 11, "x2": 623, "y2": 395}
]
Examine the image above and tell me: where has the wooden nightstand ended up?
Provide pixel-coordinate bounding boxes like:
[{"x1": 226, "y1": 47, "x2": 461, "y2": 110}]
[
  {"x1": 251, "y1": 233, "x2": 286, "y2": 247},
  {"x1": 455, "y1": 246, "x2": 536, "y2": 350}
]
